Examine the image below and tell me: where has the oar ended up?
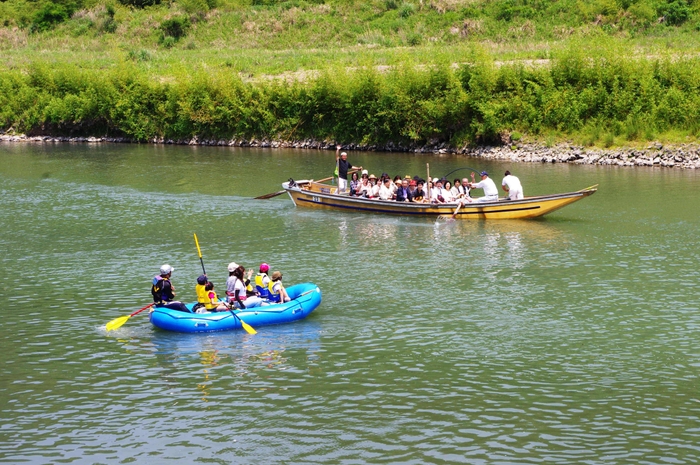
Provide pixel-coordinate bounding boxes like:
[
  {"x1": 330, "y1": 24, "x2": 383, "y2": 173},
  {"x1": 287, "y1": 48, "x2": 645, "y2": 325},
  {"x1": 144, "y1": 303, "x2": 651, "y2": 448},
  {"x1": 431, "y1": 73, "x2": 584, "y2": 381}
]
[
  {"x1": 254, "y1": 190, "x2": 286, "y2": 200},
  {"x1": 193, "y1": 233, "x2": 257, "y2": 335},
  {"x1": 227, "y1": 308, "x2": 257, "y2": 335},
  {"x1": 438, "y1": 201, "x2": 463, "y2": 221},
  {"x1": 105, "y1": 303, "x2": 154, "y2": 331},
  {"x1": 254, "y1": 169, "x2": 359, "y2": 199},
  {"x1": 193, "y1": 233, "x2": 206, "y2": 275}
]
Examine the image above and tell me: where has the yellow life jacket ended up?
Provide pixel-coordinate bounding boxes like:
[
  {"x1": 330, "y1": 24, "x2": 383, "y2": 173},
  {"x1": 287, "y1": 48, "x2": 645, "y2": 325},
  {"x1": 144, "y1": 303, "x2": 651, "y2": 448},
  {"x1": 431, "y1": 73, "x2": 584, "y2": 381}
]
[
  {"x1": 196, "y1": 284, "x2": 208, "y2": 305},
  {"x1": 268, "y1": 280, "x2": 281, "y2": 303},
  {"x1": 204, "y1": 289, "x2": 220, "y2": 310},
  {"x1": 255, "y1": 273, "x2": 271, "y2": 298}
]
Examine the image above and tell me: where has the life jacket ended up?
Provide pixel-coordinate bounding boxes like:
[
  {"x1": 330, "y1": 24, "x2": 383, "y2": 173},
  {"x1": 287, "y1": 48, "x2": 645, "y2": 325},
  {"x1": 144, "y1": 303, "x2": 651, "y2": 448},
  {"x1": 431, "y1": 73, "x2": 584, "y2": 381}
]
[
  {"x1": 151, "y1": 275, "x2": 170, "y2": 303},
  {"x1": 268, "y1": 280, "x2": 281, "y2": 303},
  {"x1": 195, "y1": 283, "x2": 208, "y2": 305},
  {"x1": 255, "y1": 273, "x2": 271, "y2": 298},
  {"x1": 205, "y1": 290, "x2": 220, "y2": 310}
]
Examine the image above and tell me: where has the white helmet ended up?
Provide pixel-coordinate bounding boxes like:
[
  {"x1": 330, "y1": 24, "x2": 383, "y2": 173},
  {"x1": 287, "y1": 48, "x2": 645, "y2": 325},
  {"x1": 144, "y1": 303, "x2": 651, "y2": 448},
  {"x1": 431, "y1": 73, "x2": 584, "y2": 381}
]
[
  {"x1": 160, "y1": 264, "x2": 174, "y2": 275},
  {"x1": 227, "y1": 262, "x2": 239, "y2": 272}
]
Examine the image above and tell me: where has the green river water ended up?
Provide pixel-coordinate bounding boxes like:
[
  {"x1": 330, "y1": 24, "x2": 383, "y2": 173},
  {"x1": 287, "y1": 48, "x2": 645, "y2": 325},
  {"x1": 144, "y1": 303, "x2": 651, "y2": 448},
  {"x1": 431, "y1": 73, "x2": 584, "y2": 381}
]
[{"x1": 0, "y1": 143, "x2": 699, "y2": 464}]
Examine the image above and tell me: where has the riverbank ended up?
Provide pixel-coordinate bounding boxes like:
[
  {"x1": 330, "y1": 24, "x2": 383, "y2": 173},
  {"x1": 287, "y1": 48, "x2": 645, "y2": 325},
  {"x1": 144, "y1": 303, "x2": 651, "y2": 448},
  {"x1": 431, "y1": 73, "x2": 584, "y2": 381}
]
[{"x1": 3, "y1": 133, "x2": 699, "y2": 169}]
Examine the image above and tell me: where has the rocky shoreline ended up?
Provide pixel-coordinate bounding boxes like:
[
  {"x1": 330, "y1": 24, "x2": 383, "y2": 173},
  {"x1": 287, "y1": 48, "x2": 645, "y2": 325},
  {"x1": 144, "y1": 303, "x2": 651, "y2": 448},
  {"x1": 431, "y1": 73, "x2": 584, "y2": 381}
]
[{"x1": 2, "y1": 133, "x2": 699, "y2": 169}]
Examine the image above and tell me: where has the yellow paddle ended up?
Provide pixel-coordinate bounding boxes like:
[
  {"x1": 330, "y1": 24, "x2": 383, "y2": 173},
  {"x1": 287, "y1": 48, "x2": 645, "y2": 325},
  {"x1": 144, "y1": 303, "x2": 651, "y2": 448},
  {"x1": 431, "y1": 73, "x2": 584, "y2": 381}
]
[
  {"x1": 193, "y1": 233, "x2": 257, "y2": 335},
  {"x1": 105, "y1": 303, "x2": 154, "y2": 331}
]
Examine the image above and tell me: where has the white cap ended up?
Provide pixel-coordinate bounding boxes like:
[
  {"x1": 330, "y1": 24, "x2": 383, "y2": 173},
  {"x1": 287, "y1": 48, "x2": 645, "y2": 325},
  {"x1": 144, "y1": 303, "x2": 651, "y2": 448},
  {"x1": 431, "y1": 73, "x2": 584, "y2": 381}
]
[
  {"x1": 361, "y1": 169, "x2": 368, "y2": 176},
  {"x1": 160, "y1": 264, "x2": 174, "y2": 275},
  {"x1": 341, "y1": 152, "x2": 347, "y2": 156},
  {"x1": 227, "y1": 262, "x2": 239, "y2": 272}
]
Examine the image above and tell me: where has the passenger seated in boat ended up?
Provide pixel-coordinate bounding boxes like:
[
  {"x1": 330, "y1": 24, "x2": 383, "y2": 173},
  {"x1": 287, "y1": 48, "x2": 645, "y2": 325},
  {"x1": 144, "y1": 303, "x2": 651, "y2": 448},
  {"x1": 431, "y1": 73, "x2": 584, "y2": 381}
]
[
  {"x1": 413, "y1": 180, "x2": 427, "y2": 202},
  {"x1": 349, "y1": 172, "x2": 360, "y2": 196},
  {"x1": 194, "y1": 274, "x2": 209, "y2": 312},
  {"x1": 378, "y1": 177, "x2": 395, "y2": 200},
  {"x1": 368, "y1": 174, "x2": 380, "y2": 198},
  {"x1": 356, "y1": 172, "x2": 372, "y2": 197},
  {"x1": 204, "y1": 282, "x2": 230, "y2": 312},
  {"x1": 151, "y1": 264, "x2": 190, "y2": 312},
  {"x1": 396, "y1": 177, "x2": 413, "y2": 202},
  {"x1": 392, "y1": 176, "x2": 402, "y2": 195},
  {"x1": 268, "y1": 271, "x2": 291, "y2": 303},
  {"x1": 226, "y1": 263, "x2": 263, "y2": 309},
  {"x1": 431, "y1": 178, "x2": 448, "y2": 203},
  {"x1": 255, "y1": 263, "x2": 271, "y2": 299},
  {"x1": 443, "y1": 181, "x2": 454, "y2": 202}
]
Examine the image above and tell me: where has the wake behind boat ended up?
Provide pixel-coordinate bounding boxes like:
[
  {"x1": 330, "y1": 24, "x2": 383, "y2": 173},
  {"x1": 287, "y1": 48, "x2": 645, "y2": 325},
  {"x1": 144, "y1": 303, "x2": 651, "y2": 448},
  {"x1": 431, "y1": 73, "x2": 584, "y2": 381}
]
[{"x1": 282, "y1": 180, "x2": 598, "y2": 220}]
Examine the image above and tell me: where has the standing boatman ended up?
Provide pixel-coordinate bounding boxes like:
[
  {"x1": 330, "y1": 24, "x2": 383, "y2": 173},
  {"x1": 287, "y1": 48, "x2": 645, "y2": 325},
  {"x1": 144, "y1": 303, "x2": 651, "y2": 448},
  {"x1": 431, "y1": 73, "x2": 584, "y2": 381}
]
[
  {"x1": 335, "y1": 145, "x2": 361, "y2": 194},
  {"x1": 501, "y1": 170, "x2": 524, "y2": 200}
]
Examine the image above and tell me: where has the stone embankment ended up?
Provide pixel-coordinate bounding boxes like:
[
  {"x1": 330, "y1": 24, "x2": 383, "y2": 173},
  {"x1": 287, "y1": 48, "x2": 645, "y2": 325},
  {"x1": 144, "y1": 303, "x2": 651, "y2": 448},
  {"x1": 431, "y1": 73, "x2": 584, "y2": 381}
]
[{"x1": 2, "y1": 133, "x2": 699, "y2": 169}]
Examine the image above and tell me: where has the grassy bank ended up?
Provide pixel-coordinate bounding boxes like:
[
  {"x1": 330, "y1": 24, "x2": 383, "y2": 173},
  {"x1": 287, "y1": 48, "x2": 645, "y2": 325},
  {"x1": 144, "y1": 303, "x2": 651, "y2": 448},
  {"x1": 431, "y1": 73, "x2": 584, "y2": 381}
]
[
  {"x1": 3, "y1": 47, "x2": 700, "y2": 147},
  {"x1": 1, "y1": 0, "x2": 700, "y2": 146}
]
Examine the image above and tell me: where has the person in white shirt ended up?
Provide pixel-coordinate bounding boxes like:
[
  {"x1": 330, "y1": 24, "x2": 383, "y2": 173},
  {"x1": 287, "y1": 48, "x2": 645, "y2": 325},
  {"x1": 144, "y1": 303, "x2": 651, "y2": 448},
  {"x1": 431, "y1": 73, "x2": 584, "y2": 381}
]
[
  {"x1": 501, "y1": 170, "x2": 524, "y2": 200},
  {"x1": 378, "y1": 177, "x2": 395, "y2": 200},
  {"x1": 431, "y1": 178, "x2": 448, "y2": 203},
  {"x1": 356, "y1": 172, "x2": 372, "y2": 197},
  {"x1": 469, "y1": 171, "x2": 499, "y2": 202},
  {"x1": 368, "y1": 175, "x2": 380, "y2": 198}
]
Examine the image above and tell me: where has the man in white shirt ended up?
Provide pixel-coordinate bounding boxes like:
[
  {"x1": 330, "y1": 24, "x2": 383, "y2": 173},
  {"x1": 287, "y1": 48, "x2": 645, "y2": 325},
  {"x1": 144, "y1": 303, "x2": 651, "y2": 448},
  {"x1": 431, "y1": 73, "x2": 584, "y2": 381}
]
[
  {"x1": 469, "y1": 171, "x2": 499, "y2": 202},
  {"x1": 501, "y1": 170, "x2": 524, "y2": 200}
]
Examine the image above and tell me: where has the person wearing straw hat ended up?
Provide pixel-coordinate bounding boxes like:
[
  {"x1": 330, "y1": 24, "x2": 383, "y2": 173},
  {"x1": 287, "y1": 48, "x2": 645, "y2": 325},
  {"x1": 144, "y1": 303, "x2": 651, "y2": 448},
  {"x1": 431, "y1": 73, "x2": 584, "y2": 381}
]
[{"x1": 268, "y1": 271, "x2": 291, "y2": 303}]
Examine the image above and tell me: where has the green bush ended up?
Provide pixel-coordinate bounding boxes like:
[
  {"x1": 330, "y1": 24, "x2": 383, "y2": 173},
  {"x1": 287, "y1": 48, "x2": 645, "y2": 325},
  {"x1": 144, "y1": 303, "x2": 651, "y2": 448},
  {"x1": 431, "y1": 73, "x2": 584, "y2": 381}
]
[
  {"x1": 659, "y1": 0, "x2": 692, "y2": 26},
  {"x1": 3, "y1": 50, "x2": 700, "y2": 146},
  {"x1": 31, "y1": 3, "x2": 70, "y2": 32},
  {"x1": 117, "y1": 0, "x2": 160, "y2": 8},
  {"x1": 159, "y1": 16, "x2": 190, "y2": 45}
]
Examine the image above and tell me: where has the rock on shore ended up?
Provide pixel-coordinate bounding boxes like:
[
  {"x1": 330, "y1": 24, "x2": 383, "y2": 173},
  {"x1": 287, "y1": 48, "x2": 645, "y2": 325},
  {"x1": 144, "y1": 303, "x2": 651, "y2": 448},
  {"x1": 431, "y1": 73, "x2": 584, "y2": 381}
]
[{"x1": 2, "y1": 133, "x2": 699, "y2": 169}]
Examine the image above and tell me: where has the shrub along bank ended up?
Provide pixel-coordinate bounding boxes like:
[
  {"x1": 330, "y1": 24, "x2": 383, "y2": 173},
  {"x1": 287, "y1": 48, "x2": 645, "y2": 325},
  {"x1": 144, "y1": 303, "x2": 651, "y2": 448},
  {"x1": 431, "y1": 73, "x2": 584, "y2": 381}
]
[{"x1": 2, "y1": 50, "x2": 700, "y2": 147}]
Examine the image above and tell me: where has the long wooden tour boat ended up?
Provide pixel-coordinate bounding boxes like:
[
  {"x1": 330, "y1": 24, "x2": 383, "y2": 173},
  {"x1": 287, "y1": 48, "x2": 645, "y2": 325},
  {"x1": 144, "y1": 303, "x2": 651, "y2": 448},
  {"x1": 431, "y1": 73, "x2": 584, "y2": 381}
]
[{"x1": 282, "y1": 179, "x2": 598, "y2": 220}]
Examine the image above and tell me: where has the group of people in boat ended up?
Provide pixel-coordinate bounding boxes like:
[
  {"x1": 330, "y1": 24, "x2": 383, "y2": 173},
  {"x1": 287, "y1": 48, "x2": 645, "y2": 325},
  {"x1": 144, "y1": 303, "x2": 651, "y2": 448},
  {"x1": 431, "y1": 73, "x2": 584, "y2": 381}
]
[
  {"x1": 336, "y1": 145, "x2": 524, "y2": 203},
  {"x1": 151, "y1": 262, "x2": 291, "y2": 313}
]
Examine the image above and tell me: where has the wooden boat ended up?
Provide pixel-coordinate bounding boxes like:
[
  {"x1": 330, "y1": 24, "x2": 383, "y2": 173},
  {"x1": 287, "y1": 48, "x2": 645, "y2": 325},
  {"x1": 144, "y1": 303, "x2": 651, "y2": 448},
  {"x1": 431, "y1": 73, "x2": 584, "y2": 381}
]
[
  {"x1": 149, "y1": 283, "x2": 321, "y2": 333},
  {"x1": 282, "y1": 180, "x2": 597, "y2": 220}
]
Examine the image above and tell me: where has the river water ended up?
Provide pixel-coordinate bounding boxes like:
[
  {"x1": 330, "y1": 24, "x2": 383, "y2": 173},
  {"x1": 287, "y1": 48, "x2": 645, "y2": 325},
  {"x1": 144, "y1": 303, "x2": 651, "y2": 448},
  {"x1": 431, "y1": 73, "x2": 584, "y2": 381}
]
[{"x1": 0, "y1": 143, "x2": 699, "y2": 464}]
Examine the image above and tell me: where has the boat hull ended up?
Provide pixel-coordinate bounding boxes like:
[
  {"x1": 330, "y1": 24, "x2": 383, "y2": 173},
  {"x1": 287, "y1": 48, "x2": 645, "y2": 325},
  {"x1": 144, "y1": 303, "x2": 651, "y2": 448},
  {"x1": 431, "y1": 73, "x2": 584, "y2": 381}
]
[
  {"x1": 283, "y1": 181, "x2": 597, "y2": 220},
  {"x1": 149, "y1": 283, "x2": 321, "y2": 333}
]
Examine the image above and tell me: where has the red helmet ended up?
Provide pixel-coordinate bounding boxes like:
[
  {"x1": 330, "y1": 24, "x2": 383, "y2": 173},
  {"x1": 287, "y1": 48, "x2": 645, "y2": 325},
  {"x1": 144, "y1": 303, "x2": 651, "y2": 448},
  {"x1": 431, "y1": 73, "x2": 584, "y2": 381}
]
[{"x1": 259, "y1": 263, "x2": 270, "y2": 272}]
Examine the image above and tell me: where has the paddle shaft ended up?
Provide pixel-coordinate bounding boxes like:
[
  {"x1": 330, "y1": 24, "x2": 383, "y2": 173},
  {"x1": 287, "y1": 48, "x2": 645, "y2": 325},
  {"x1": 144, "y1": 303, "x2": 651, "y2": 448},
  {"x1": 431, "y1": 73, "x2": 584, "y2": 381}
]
[
  {"x1": 193, "y1": 233, "x2": 206, "y2": 275},
  {"x1": 130, "y1": 303, "x2": 155, "y2": 317},
  {"x1": 193, "y1": 233, "x2": 256, "y2": 334}
]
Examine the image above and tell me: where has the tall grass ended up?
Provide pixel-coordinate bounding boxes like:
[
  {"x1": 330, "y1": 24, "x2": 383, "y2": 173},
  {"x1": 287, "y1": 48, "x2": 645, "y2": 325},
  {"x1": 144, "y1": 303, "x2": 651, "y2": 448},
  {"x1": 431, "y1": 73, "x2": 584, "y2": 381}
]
[{"x1": 2, "y1": 49, "x2": 700, "y2": 146}]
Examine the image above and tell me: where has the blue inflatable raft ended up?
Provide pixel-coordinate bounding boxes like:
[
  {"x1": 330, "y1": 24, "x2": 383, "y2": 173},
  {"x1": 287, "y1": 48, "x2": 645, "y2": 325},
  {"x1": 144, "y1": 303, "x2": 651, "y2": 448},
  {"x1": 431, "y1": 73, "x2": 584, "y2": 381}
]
[{"x1": 149, "y1": 283, "x2": 321, "y2": 333}]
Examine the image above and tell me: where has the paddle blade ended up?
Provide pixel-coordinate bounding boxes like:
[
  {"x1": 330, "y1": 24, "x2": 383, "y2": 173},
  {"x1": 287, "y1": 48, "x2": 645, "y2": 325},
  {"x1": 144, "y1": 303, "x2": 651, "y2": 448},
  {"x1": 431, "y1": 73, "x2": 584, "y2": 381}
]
[
  {"x1": 105, "y1": 315, "x2": 130, "y2": 331},
  {"x1": 240, "y1": 319, "x2": 257, "y2": 335}
]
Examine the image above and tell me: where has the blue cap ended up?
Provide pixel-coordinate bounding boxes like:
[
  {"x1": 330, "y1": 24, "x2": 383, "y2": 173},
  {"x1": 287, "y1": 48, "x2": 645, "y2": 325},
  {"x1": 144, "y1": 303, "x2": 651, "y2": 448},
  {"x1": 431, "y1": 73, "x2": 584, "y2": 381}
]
[
  {"x1": 197, "y1": 274, "x2": 207, "y2": 285},
  {"x1": 480, "y1": 171, "x2": 488, "y2": 176}
]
